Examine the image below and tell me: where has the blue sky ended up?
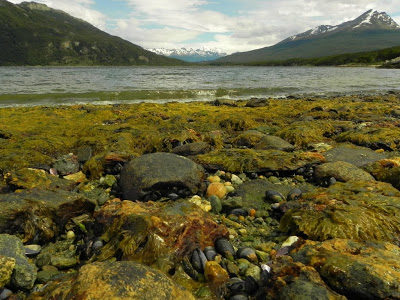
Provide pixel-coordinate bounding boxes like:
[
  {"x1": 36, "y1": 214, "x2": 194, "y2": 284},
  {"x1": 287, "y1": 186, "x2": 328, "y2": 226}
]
[{"x1": 8, "y1": 0, "x2": 400, "y2": 53}]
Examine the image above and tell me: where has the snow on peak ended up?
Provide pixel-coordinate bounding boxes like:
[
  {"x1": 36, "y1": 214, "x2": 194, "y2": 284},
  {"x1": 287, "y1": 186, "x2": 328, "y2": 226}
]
[{"x1": 353, "y1": 10, "x2": 400, "y2": 29}]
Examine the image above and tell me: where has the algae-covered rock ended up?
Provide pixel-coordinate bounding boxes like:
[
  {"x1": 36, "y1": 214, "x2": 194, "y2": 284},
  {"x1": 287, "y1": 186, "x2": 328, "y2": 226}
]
[
  {"x1": 0, "y1": 234, "x2": 37, "y2": 290},
  {"x1": 0, "y1": 256, "x2": 15, "y2": 288},
  {"x1": 314, "y1": 161, "x2": 375, "y2": 183},
  {"x1": 172, "y1": 142, "x2": 212, "y2": 156},
  {"x1": 292, "y1": 239, "x2": 400, "y2": 299},
  {"x1": 232, "y1": 130, "x2": 266, "y2": 148},
  {"x1": 255, "y1": 135, "x2": 295, "y2": 151},
  {"x1": 364, "y1": 157, "x2": 400, "y2": 189},
  {"x1": 0, "y1": 189, "x2": 95, "y2": 242},
  {"x1": 322, "y1": 145, "x2": 388, "y2": 167},
  {"x1": 120, "y1": 153, "x2": 205, "y2": 200},
  {"x1": 94, "y1": 199, "x2": 228, "y2": 269},
  {"x1": 53, "y1": 153, "x2": 79, "y2": 176},
  {"x1": 36, "y1": 239, "x2": 78, "y2": 269},
  {"x1": 265, "y1": 256, "x2": 346, "y2": 300},
  {"x1": 32, "y1": 261, "x2": 194, "y2": 300},
  {"x1": 280, "y1": 181, "x2": 400, "y2": 242},
  {"x1": 196, "y1": 149, "x2": 324, "y2": 173}
]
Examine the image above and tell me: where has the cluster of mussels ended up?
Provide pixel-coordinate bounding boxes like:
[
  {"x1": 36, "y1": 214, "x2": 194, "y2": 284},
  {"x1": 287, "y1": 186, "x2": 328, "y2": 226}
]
[{"x1": 184, "y1": 238, "x2": 271, "y2": 300}]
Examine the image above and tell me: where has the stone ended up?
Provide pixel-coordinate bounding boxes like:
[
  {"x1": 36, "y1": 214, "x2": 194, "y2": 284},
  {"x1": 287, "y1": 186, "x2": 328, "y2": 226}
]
[
  {"x1": 292, "y1": 239, "x2": 400, "y2": 300},
  {"x1": 280, "y1": 181, "x2": 400, "y2": 243},
  {"x1": 32, "y1": 261, "x2": 194, "y2": 300},
  {"x1": 76, "y1": 146, "x2": 93, "y2": 163},
  {"x1": 231, "y1": 174, "x2": 243, "y2": 185},
  {"x1": 204, "y1": 261, "x2": 229, "y2": 287},
  {"x1": 232, "y1": 130, "x2": 266, "y2": 148},
  {"x1": 245, "y1": 98, "x2": 269, "y2": 107},
  {"x1": 120, "y1": 153, "x2": 205, "y2": 200},
  {"x1": 64, "y1": 171, "x2": 86, "y2": 183},
  {"x1": 323, "y1": 145, "x2": 388, "y2": 167},
  {"x1": 172, "y1": 142, "x2": 212, "y2": 156},
  {"x1": 209, "y1": 195, "x2": 222, "y2": 214},
  {"x1": 0, "y1": 189, "x2": 95, "y2": 243},
  {"x1": 255, "y1": 135, "x2": 295, "y2": 151},
  {"x1": 0, "y1": 234, "x2": 37, "y2": 290},
  {"x1": 364, "y1": 157, "x2": 400, "y2": 189},
  {"x1": 0, "y1": 256, "x2": 15, "y2": 288},
  {"x1": 207, "y1": 182, "x2": 227, "y2": 199},
  {"x1": 314, "y1": 161, "x2": 375, "y2": 183},
  {"x1": 54, "y1": 153, "x2": 80, "y2": 176},
  {"x1": 36, "y1": 239, "x2": 78, "y2": 269}
]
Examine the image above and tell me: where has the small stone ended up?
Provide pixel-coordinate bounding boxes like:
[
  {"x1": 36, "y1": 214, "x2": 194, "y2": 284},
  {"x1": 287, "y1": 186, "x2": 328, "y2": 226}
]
[
  {"x1": 249, "y1": 209, "x2": 256, "y2": 217},
  {"x1": 204, "y1": 261, "x2": 229, "y2": 286},
  {"x1": 0, "y1": 288, "x2": 12, "y2": 300},
  {"x1": 225, "y1": 185, "x2": 235, "y2": 194},
  {"x1": 282, "y1": 236, "x2": 299, "y2": 248},
  {"x1": 268, "y1": 176, "x2": 280, "y2": 184},
  {"x1": 167, "y1": 193, "x2": 179, "y2": 200},
  {"x1": 209, "y1": 195, "x2": 222, "y2": 214},
  {"x1": 265, "y1": 190, "x2": 285, "y2": 203},
  {"x1": 66, "y1": 231, "x2": 75, "y2": 240},
  {"x1": 64, "y1": 171, "x2": 86, "y2": 183},
  {"x1": 287, "y1": 188, "x2": 302, "y2": 201},
  {"x1": 207, "y1": 182, "x2": 227, "y2": 199},
  {"x1": 92, "y1": 240, "x2": 104, "y2": 251},
  {"x1": 99, "y1": 175, "x2": 117, "y2": 187},
  {"x1": 24, "y1": 244, "x2": 41, "y2": 257},
  {"x1": 207, "y1": 176, "x2": 221, "y2": 183},
  {"x1": 224, "y1": 181, "x2": 232, "y2": 186},
  {"x1": 189, "y1": 196, "x2": 212, "y2": 212},
  {"x1": 231, "y1": 174, "x2": 243, "y2": 185},
  {"x1": 54, "y1": 154, "x2": 79, "y2": 176},
  {"x1": 245, "y1": 264, "x2": 261, "y2": 281}
]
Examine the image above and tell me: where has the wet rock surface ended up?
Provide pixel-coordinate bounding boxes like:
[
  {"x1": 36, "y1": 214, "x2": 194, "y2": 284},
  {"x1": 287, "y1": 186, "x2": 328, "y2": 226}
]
[{"x1": 314, "y1": 161, "x2": 375, "y2": 183}]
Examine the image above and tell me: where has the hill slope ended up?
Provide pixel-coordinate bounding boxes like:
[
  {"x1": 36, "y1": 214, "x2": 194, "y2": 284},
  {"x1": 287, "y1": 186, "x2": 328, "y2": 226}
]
[
  {"x1": 0, "y1": 0, "x2": 182, "y2": 66},
  {"x1": 216, "y1": 10, "x2": 400, "y2": 64}
]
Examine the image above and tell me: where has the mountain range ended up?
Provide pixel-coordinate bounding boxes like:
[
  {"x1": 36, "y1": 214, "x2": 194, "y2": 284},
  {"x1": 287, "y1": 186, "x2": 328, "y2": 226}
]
[
  {"x1": 215, "y1": 10, "x2": 400, "y2": 64},
  {"x1": 0, "y1": 0, "x2": 181, "y2": 66},
  {"x1": 148, "y1": 48, "x2": 227, "y2": 62}
]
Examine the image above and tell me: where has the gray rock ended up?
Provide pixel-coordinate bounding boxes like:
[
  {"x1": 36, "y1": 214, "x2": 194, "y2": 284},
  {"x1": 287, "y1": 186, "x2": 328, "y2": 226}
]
[
  {"x1": 245, "y1": 98, "x2": 269, "y2": 108},
  {"x1": 0, "y1": 234, "x2": 37, "y2": 290},
  {"x1": 76, "y1": 146, "x2": 93, "y2": 164},
  {"x1": 120, "y1": 153, "x2": 205, "y2": 200},
  {"x1": 172, "y1": 142, "x2": 211, "y2": 156},
  {"x1": 255, "y1": 135, "x2": 295, "y2": 151},
  {"x1": 209, "y1": 195, "x2": 222, "y2": 213},
  {"x1": 314, "y1": 161, "x2": 375, "y2": 183},
  {"x1": 323, "y1": 145, "x2": 388, "y2": 167},
  {"x1": 53, "y1": 154, "x2": 79, "y2": 176}
]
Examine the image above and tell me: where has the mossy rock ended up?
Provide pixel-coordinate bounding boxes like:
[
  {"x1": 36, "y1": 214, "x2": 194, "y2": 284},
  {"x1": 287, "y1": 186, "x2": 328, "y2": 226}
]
[
  {"x1": 292, "y1": 239, "x2": 400, "y2": 299},
  {"x1": 196, "y1": 149, "x2": 324, "y2": 173},
  {"x1": 31, "y1": 261, "x2": 194, "y2": 300},
  {"x1": 280, "y1": 181, "x2": 400, "y2": 242},
  {"x1": 322, "y1": 145, "x2": 388, "y2": 167},
  {"x1": 0, "y1": 234, "x2": 37, "y2": 290},
  {"x1": 232, "y1": 130, "x2": 266, "y2": 147},
  {"x1": 364, "y1": 157, "x2": 400, "y2": 189},
  {"x1": 0, "y1": 256, "x2": 16, "y2": 289},
  {"x1": 314, "y1": 161, "x2": 375, "y2": 183},
  {"x1": 0, "y1": 189, "x2": 95, "y2": 242},
  {"x1": 36, "y1": 239, "x2": 79, "y2": 269}
]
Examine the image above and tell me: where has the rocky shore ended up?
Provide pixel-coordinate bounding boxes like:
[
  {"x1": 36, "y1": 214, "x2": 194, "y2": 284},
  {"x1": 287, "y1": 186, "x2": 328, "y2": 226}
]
[{"x1": 1, "y1": 93, "x2": 400, "y2": 299}]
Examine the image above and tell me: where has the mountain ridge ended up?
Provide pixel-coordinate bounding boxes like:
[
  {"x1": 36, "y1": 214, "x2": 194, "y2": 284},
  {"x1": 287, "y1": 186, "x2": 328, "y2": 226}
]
[
  {"x1": 148, "y1": 47, "x2": 227, "y2": 62},
  {"x1": 0, "y1": 0, "x2": 183, "y2": 66},
  {"x1": 215, "y1": 9, "x2": 400, "y2": 64}
]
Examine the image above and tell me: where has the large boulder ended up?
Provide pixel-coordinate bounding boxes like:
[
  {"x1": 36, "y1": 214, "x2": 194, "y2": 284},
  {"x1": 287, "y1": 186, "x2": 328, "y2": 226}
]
[
  {"x1": 292, "y1": 239, "x2": 400, "y2": 299},
  {"x1": 255, "y1": 135, "x2": 295, "y2": 151},
  {"x1": 0, "y1": 189, "x2": 95, "y2": 243},
  {"x1": 0, "y1": 234, "x2": 37, "y2": 290},
  {"x1": 280, "y1": 181, "x2": 400, "y2": 243},
  {"x1": 120, "y1": 153, "x2": 205, "y2": 200},
  {"x1": 322, "y1": 145, "x2": 387, "y2": 167},
  {"x1": 314, "y1": 161, "x2": 375, "y2": 183},
  {"x1": 31, "y1": 261, "x2": 194, "y2": 300}
]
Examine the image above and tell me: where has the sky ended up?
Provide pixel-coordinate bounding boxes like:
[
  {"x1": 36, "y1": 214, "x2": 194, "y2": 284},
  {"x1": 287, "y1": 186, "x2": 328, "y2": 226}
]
[{"x1": 8, "y1": 0, "x2": 400, "y2": 54}]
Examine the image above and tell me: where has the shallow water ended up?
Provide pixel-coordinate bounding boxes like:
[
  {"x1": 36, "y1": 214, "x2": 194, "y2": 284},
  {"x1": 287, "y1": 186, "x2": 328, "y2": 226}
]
[{"x1": 0, "y1": 66, "x2": 400, "y2": 106}]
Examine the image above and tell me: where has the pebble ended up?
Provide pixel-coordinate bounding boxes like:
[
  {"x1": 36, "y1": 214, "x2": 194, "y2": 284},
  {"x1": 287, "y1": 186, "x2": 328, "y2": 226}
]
[
  {"x1": 245, "y1": 265, "x2": 261, "y2": 281},
  {"x1": 167, "y1": 193, "x2": 179, "y2": 200},
  {"x1": 204, "y1": 261, "x2": 230, "y2": 286},
  {"x1": 282, "y1": 236, "x2": 299, "y2": 247},
  {"x1": 231, "y1": 174, "x2": 243, "y2": 185},
  {"x1": 209, "y1": 195, "x2": 222, "y2": 214},
  {"x1": 207, "y1": 175, "x2": 221, "y2": 183},
  {"x1": 207, "y1": 182, "x2": 227, "y2": 199},
  {"x1": 225, "y1": 185, "x2": 235, "y2": 194},
  {"x1": 24, "y1": 244, "x2": 41, "y2": 257},
  {"x1": 92, "y1": 240, "x2": 104, "y2": 251},
  {"x1": 66, "y1": 230, "x2": 75, "y2": 240},
  {"x1": 0, "y1": 289, "x2": 12, "y2": 300},
  {"x1": 287, "y1": 188, "x2": 302, "y2": 201},
  {"x1": 265, "y1": 190, "x2": 285, "y2": 202},
  {"x1": 189, "y1": 196, "x2": 212, "y2": 212},
  {"x1": 230, "y1": 294, "x2": 248, "y2": 300}
]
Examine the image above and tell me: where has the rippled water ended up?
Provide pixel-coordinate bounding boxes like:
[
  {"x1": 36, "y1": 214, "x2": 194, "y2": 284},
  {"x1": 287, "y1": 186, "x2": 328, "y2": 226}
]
[{"x1": 0, "y1": 66, "x2": 400, "y2": 106}]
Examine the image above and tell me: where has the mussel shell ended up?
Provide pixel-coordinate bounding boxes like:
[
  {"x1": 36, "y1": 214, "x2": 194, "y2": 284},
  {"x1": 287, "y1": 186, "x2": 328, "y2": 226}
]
[
  {"x1": 215, "y1": 238, "x2": 235, "y2": 258},
  {"x1": 287, "y1": 188, "x2": 302, "y2": 201},
  {"x1": 230, "y1": 294, "x2": 248, "y2": 300},
  {"x1": 204, "y1": 246, "x2": 217, "y2": 261},
  {"x1": 182, "y1": 256, "x2": 200, "y2": 279},
  {"x1": 265, "y1": 190, "x2": 285, "y2": 202},
  {"x1": 244, "y1": 276, "x2": 259, "y2": 294},
  {"x1": 236, "y1": 247, "x2": 257, "y2": 263},
  {"x1": 191, "y1": 248, "x2": 207, "y2": 273},
  {"x1": 227, "y1": 278, "x2": 246, "y2": 294},
  {"x1": 229, "y1": 208, "x2": 248, "y2": 217}
]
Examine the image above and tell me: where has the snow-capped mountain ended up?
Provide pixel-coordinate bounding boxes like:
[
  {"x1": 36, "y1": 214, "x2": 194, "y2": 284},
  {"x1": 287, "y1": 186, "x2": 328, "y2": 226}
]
[
  {"x1": 148, "y1": 47, "x2": 227, "y2": 62},
  {"x1": 216, "y1": 9, "x2": 400, "y2": 64},
  {"x1": 282, "y1": 10, "x2": 400, "y2": 43}
]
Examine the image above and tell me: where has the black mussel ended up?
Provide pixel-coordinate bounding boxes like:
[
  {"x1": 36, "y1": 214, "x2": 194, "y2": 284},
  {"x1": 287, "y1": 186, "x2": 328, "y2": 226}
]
[
  {"x1": 287, "y1": 188, "x2": 302, "y2": 201},
  {"x1": 215, "y1": 238, "x2": 235, "y2": 259},
  {"x1": 244, "y1": 276, "x2": 259, "y2": 294},
  {"x1": 260, "y1": 264, "x2": 271, "y2": 286},
  {"x1": 236, "y1": 247, "x2": 258, "y2": 263},
  {"x1": 227, "y1": 278, "x2": 246, "y2": 295},
  {"x1": 191, "y1": 248, "x2": 207, "y2": 273},
  {"x1": 230, "y1": 294, "x2": 248, "y2": 300},
  {"x1": 265, "y1": 190, "x2": 285, "y2": 203},
  {"x1": 182, "y1": 256, "x2": 200, "y2": 280},
  {"x1": 204, "y1": 246, "x2": 218, "y2": 261},
  {"x1": 229, "y1": 208, "x2": 248, "y2": 217}
]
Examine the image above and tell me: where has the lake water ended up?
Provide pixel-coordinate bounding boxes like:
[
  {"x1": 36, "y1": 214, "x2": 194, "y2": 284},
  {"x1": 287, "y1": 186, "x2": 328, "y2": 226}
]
[{"x1": 0, "y1": 66, "x2": 400, "y2": 106}]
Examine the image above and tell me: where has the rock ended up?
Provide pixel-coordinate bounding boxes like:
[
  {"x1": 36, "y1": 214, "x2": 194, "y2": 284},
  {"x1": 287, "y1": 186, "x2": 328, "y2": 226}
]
[
  {"x1": 196, "y1": 149, "x2": 325, "y2": 173},
  {"x1": 120, "y1": 153, "x2": 205, "y2": 200},
  {"x1": 255, "y1": 135, "x2": 295, "y2": 151},
  {"x1": 33, "y1": 261, "x2": 194, "y2": 300},
  {"x1": 24, "y1": 244, "x2": 41, "y2": 257},
  {"x1": 204, "y1": 261, "x2": 229, "y2": 287},
  {"x1": 245, "y1": 98, "x2": 269, "y2": 108},
  {"x1": 76, "y1": 146, "x2": 93, "y2": 164},
  {"x1": 231, "y1": 174, "x2": 243, "y2": 185},
  {"x1": 209, "y1": 195, "x2": 222, "y2": 214},
  {"x1": 207, "y1": 175, "x2": 221, "y2": 183},
  {"x1": 0, "y1": 288, "x2": 12, "y2": 299},
  {"x1": 0, "y1": 234, "x2": 37, "y2": 290},
  {"x1": 364, "y1": 157, "x2": 400, "y2": 189},
  {"x1": 54, "y1": 153, "x2": 80, "y2": 176},
  {"x1": 314, "y1": 161, "x2": 375, "y2": 183},
  {"x1": 323, "y1": 145, "x2": 388, "y2": 167},
  {"x1": 281, "y1": 236, "x2": 299, "y2": 248},
  {"x1": 36, "y1": 265, "x2": 61, "y2": 284},
  {"x1": 244, "y1": 264, "x2": 261, "y2": 281},
  {"x1": 0, "y1": 189, "x2": 95, "y2": 242},
  {"x1": 232, "y1": 130, "x2": 266, "y2": 148},
  {"x1": 188, "y1": 196, "x2": 211, "y2": 212},
  {"x1": 94, "y1": 199, "x2": 228, "y2": 268},
  {"x1": 0, "y1": 257, "x2": 15, "y2": 288},
  {"x1": 63, "y1": 171, "x2": 86, "y2": 183},
  {"x1": 36, "y1": 239, "x2": 78, "y2": 269},
  {"x1": 292, "y1": 239, "x2": 400, "y2": 299},
  {"x1": 172, "y1": 142, "x2": 211, "y2": 156},
  {"x1": 207, "y1": 182, "x2": 227, "y2": 199},
  {"x1": 280, "y1": 181, "x2": 400, "y2": 243}
]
